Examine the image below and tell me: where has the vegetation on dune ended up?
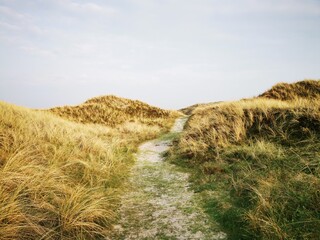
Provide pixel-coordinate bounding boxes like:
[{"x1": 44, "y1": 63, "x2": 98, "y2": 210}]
[
  {"x1": 48, "y1": 95, "x2": 175, "y2": 128},
  {"x1": 2, "y1": 80, "x2": 319, "y2": 239},
  {"x1": 259, "y1": 79, "x2": 320, "y2": 101},
  {"x1": 170, "y1": 79, "x2": 320, "y2": 239},
  {"x1": 0, "y1": 97, "x2": 178, "y2": 239}
]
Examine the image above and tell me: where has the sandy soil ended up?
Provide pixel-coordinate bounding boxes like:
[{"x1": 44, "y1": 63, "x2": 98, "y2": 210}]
[{"x1": 110, "y1": 117, "x2": 227, "y2": 240}]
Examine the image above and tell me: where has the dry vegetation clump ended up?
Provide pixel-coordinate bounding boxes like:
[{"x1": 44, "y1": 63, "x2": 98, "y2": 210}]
[
  {"x1": 48, "y1": 95, "x2": 176, "y2": 128},
  {"x1": 0, "y1": 97, "x2": 178, "y2": 239},
  {"x1": 171, "y1": 80, "x2": 320, "y2": 239},
  {"x1": 259, "y1": 79, "x2": 320, "y2": 101}
]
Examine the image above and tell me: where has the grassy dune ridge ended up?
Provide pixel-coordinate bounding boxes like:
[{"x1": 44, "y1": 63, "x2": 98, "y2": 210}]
[
  {"x1": 259, "y1": 79, "x2": 320, "y2": 101},
  {"x1": 0, "y1": 96, "x2": 178, "y2": 239},
  {"x1": 170, "y1": 80, "x2": 320, "y2": 239},
  {"x1": 49, "y1": 95, "x2": 174, "y2": 127}
]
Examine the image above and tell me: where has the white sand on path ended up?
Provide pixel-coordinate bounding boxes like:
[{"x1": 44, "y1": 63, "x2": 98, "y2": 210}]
[{"x1": 110, "y1": 117, "x2": 227, "y2": 240}]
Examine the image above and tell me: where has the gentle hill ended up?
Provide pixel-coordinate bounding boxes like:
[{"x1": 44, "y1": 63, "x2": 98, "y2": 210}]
[
  {"x1": 258, "y1": 79, "x2": 320, "y2": 101},
  {"x1": 48, "y1": 95, "x2": 177, "y2": 128},
  {"x1": 181, "y1": 80, "x2": 320, "y2": 115},
  {"x1": 180, "y1": 102, "x2": 222, "y2": 115},
  {"x1": 0, "y1": 98, "x2": 178, "y2": 239},
  {"x1": 170, "y1": 79, "x2": 320, "y2": 239}
]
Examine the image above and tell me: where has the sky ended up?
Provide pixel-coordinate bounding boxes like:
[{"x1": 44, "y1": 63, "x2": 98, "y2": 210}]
[{"x1": 0, "y1": 0, "x2": 319, "y2": 110}]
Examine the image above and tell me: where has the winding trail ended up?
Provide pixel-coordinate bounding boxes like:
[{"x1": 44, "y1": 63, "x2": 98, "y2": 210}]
[{"x1": 112, "y1": 117, "x2": 227, "y2": 240}]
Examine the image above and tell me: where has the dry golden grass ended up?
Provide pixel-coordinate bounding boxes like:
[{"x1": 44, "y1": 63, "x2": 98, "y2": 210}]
[
  {"x1": 259, "y1": 79, "x2": 320, "y2": 101},
  {"x1": 172, "y1": 79, "x2": 320, "y2": 239},
  {"x1": 0, "y1": 97, "x2": 178, "y2": 239},
  {"x1": 180, "y1": 98, "x2": 319, "y2": 157},
  {"x1": 48, "y1": 95, "x2": 175, "y2": 128}
]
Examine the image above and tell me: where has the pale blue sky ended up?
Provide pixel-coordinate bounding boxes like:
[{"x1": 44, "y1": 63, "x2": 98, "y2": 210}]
[{"x1": 1, "y1": 0, "x2": 319, "y2": 109}]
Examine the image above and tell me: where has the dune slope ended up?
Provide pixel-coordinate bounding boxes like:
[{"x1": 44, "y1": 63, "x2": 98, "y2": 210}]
[
  {"x1": 170, "y1": 80, "x2": 320, "y2": 239},
  {"x1": 0, "y1": 96, "x2": 178, "y2": 239}
]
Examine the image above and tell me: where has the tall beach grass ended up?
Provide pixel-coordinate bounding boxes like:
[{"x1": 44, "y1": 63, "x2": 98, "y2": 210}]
[
  {"x1": 0, "y1": 96, "x2": 178, "y2": 239},
  {"x1": 170, "y1": 80, "x2": 320, "y2": 239}
]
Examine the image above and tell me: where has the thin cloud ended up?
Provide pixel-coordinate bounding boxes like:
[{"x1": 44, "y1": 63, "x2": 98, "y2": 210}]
[
  {"x1": 246, "y1": 0, "x2": 320, "y2": 15},
  {"x1": 0, "y1": 5, "x2": 26, "y2": 20},
  {"x1": 55, "y1": 0, "x2": 117, "y2": 15},
  {"x1": 27, "y1": 25, "x2": 48, "y2": 35},
  {"x1": 20, "y1": 45, "x2": 57, "y2": 57},
  {"x1": 74, "y1": 43, "x2": 97, "y2": 55},
  {"x1": 0, "y1": 21, "x2": 20, "y2": 31},
  {"x1": 197, "y1": 0, "x2": 320, "y2": 15}
]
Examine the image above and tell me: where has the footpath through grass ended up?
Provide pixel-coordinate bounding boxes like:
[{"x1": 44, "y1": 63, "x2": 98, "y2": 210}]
[{"x1": 109, "y1": 117, "x2": 227, "y2": 240}]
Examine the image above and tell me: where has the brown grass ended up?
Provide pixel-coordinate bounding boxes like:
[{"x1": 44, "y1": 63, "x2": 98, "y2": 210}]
[
  {"x1": 48, "y1": 95, "x2": 175, "y2": 128},
  {"x1": 171, "y1": 79, "x2": 320, "y2": 239},
  {"x1": 258, "y1": 79, "x2": 320, "y2": 101},
  {"x1": 0, "y1": 96, "x2": 178, "y2": 239}
]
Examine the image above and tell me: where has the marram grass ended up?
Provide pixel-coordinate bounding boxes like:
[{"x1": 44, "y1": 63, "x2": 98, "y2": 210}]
[
  {"x1": 0, "y1": 96, "x2": 178, "y2": 239},
  {"x1": 170, "y1": 79, "x2": 320, "y2": 239}
]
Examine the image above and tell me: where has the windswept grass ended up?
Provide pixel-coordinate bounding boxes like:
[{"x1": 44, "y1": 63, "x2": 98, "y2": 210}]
[
  {"x1": 0, "y1": 97, "x2": 178, "y2": 239},
  {"x1": 170, "y1": 79, "x2": 320, "y2": 239},
  {"x1": 259, "y1": 79, "x2": 320, "y2": 101},
  {"x1": 48, "y1": 95, "x2": 175, "y2": 128}
]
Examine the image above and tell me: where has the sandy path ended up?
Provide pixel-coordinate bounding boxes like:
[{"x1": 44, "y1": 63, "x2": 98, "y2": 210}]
[{"x1": 111, "y1": 117, "x2": 227, "y2": 240}]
